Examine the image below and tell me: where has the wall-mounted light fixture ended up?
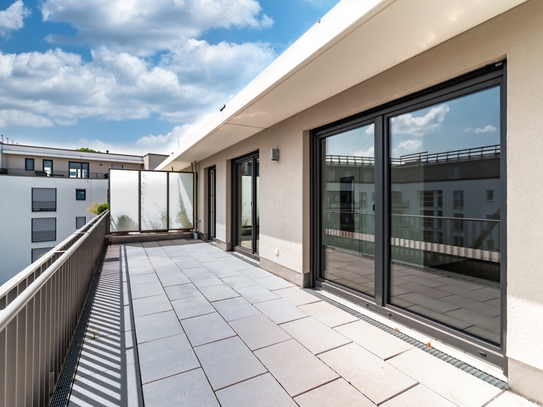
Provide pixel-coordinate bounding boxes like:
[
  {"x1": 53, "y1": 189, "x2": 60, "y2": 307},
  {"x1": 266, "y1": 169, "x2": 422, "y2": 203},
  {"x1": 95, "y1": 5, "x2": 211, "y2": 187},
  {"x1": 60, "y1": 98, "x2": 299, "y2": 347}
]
[{"x1": 270, "y1": 148, "x2": 279, "y2": 161}]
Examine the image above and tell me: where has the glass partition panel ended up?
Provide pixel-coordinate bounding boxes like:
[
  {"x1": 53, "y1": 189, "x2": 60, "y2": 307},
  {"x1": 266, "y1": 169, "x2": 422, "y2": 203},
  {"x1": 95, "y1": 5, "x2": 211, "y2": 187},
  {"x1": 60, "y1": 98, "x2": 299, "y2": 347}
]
[
  {"x1": 236, "y1": 160, "x2": 253, "y2": 251},
  {"x1": 169, "y1": 172, "x2": 194, "y2": 229},
  {"x1": 389, "y1": 86, "x2": 501, "y2": 344},
  {"x1": 110, "y1": 169, "x2": 139, "y2": 232},
  {"x1": 141, "y1": 171, "x2": 167, "y2": 231},
  {"x1": 321, "y1": 124, "x2": 375, "y2": 297}
]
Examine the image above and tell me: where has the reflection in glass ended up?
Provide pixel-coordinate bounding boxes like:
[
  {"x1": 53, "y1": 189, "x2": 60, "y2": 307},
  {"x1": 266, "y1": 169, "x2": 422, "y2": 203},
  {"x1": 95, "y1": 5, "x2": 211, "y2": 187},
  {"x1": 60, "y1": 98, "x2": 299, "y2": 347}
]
[
  {"x1": 169, "y1": 172, "x2": 194, "y2": 229},
  {"x1": 237, "y1": 160, "x2": 253, "y2": 251},
  {"x1": 389, "y1": 87, "x2": 501, "y2": 344},
  {"x1": 110, "y1": 170, "x2": 139, "y2": 232},
  {"x1": 321, "y1": 124, "x2": 375, "y2": 297},
  {"x1": 141, "y1": 171, "x2": 167, "y2": 230}
]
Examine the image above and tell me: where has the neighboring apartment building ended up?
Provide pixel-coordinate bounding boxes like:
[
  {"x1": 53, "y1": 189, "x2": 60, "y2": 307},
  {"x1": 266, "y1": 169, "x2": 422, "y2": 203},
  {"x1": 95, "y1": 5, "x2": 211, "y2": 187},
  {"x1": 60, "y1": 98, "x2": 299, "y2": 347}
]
[
  {"x1": 0, "y1": 142, "x2": 166, "y2": 284},
  {"x1": 154, "y1": 0, "x2": 543, "y2": 403}
]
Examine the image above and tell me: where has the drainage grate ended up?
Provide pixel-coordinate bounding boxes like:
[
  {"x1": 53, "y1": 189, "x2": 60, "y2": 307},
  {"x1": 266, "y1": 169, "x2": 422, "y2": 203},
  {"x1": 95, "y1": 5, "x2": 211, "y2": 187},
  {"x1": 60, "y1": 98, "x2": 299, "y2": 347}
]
[
  {"x1": 306, "y1": 289, "x2": 507, "y2": 389},
  {"x1": 103, "y1": 257, "x2": 120, "y2": 262}
]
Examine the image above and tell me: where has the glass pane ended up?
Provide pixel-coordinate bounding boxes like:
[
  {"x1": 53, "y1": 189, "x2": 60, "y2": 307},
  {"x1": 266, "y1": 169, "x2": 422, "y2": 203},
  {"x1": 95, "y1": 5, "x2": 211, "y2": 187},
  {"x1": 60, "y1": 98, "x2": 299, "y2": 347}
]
[
  {"x1": 321, "y1": 123, "x2": 375, "y2": 297},
  {"x1": 389, "y1": 87, "x2": 501, "y2": 344},
  {"x1": 141, "y1": 171, "x2": 167, "y2": 230},
  {"x1": 255, "y1": 158, "x2": 259, "y2": 253},
  {"x1": 110, "y1": 170, "x2": 139, "y2": 232},
  {"x1": 169, "y1": 172, "x2": 194, "y2": 229},
  {"x1": 43, "y1": 160, "x2": 53, "y2": 176},
  {"x1": 237, "y1": 160, "x2": 253, "y2": 251}
]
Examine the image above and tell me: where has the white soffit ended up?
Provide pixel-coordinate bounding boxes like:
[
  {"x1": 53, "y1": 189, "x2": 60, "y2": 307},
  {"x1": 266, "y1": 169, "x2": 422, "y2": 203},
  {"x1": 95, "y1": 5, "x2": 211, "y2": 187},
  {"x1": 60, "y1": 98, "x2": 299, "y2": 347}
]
[{"x1": 159, "y1": 0, "x2": 527, "y2": 169}]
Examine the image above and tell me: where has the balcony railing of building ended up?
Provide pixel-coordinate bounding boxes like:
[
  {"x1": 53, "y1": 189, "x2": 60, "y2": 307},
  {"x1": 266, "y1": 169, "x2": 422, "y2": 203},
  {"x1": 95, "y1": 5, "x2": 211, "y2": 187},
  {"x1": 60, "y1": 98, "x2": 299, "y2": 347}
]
[
  {"x1": 324, "y1": 145, "x2": 500, "y2": 167},
  {"x1": 0, "y1": 168, "x2": 110, "y2": 179},
  {"x1": 0, "y1": 211, "x2": 108, "y2": 407}
]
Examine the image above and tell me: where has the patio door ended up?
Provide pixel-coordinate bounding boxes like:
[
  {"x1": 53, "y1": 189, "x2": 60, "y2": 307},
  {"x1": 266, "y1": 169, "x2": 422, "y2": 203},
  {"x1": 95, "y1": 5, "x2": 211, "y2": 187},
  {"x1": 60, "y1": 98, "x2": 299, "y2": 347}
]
[
  {"x1": 233, "y1": 153, "x2": 259, "y2": 255},
  {"x1": 208, "y1": 167, "x2": 216, "y2": 239}
]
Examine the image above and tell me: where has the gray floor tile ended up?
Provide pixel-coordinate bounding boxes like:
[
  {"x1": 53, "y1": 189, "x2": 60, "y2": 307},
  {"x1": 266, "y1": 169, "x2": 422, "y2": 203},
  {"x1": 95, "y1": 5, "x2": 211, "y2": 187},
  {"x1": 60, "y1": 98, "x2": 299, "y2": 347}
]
[
  {"x1": 485, "y1": 391, "x2": 540, "y2": 407},
  {"x1": 254, "y1": 298, "x2": 308, "y2": 324},
  {"x1": 189, "y1": 274, "x2": 223, "y2": 288},
  {"x1": 142, "y1": 369, "x2": 220, "y2": 407},
  {"x1": 234, "y1": 285, "x2": 279, "y2": 303},
  {"x1": 334, "y1": 320, "x2": 413, "y2": 359},
  {"x1": 130, "y1": 282, "x2": 165, "y2": 299},
  {"x1": 132, "y1": 294, "x2": 172, "y2": 317},
  {"x1": 274, "y1": 287, "x2": 321, "y2": 306},
  {"x1": 281, "y1": 317, "x2": 351, "y2": 354},
  {"x1": 255, "y1": 339, "x2": 338, "y2": 397},
  {"x1": 318, "y1": 343, "x2": 417, "y2": 405},
  {"x1": 195, "y1": 336, "x2": 267, "y2": 390},
  {"x1": 130, "y1": 273, "x2": 160, "y2": 286},
  {"x1": 294, "y1": 378, "x2": 375, "y2": 407},
  {"x1": 229, "y1": 314, "x2": 291, "y2": 350},
  {"x1": 209, "y1": 267, "x2": 242, "y2": 278},
  {"x1": 212, "y1": 297, "x2": 261, "y2": 321},
  {"x1": 198, "y1": 283, "x2": 240, "y2": 302},
  {"x1": 182, "y1": 312, "x2": 236, "y2": 347},
  {"x1": 238, "y1": 267, "x2": 273, "y2": 279},
  {"x1": 216, "y1": 373, "x2": 297, "y2": 407},
  {"x1": 380, "y1": 383, "x2": 457, "y2": 407},
  {"x1": 164, "y1": 283, "x2": 200, "y2": 300},
  {"x1": 134, "y1": 311, "x2": 184, "y2": 343},
  {"x1": 255, "y1": 275, "x2": 295, "y2": 290},
  {"x1": 156, "y1": 271, "x2": 190, "y2": 287},
  {"x1": 138, "y1": 334, "x2": 199, "y2": 384},
  {"x1": 171, "y1": 292, "x2": 215, "y2": 320},
  {"x1": 387, "y1": 348, "x2": 501, "y2": 407},
  {"x1": 299, "y1": 301, "x2": 358, "y2": 327},
  {"x1": 221, "y1": 275, "x2": 258, "y2": 289}
]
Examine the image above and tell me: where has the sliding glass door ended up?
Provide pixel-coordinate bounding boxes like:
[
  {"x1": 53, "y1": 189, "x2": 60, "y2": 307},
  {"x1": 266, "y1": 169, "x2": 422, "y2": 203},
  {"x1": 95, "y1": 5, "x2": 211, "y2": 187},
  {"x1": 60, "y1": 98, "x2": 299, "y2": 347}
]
[
  {"x1": 233, "y1": 153, "x2": 259, "y2": 255},
  {"x1": 313, "y1": 64, "x2": 504, "y2": 359}
]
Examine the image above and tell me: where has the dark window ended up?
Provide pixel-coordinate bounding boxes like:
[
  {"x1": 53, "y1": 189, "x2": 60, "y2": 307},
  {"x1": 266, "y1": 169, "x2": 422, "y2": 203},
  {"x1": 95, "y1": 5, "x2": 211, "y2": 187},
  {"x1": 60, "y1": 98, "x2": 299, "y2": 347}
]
[
  {"x1": 111, "y1": 164, "x2": 123, "y2": 169},
  {"x1": 76, "y1": 216, "x2": 86, "y2": 229},
  {"x1": 32, "y1": 188, "x2": 56, "y2": 211},
  {"x1": 486, "y1": 189, "x2": 494, "y2": 202},
  {"x1": 25, "y1": 158, "x2": 34, "y2": 171},
  {"x1": 31, "y1": 247, "x2": 54, "y2": 263},
  {"x1": 453, "y1": 213, "x2": 464, "y2": 232},
  {"x1": 453, "y1": 191, "x2": 464, "y2": 209},
  {"x1": 69, "y1": 162, "x2": 89, "y2": 178},
  {"x1": 76, "y1": 189, "x2": 86, "y2": 201},
  {"x1": 43, "y1": 160, "x2": 53, "y2": 176},
  {"x1": 32, "y1": 218, "x2": 56, "y2": 242}
]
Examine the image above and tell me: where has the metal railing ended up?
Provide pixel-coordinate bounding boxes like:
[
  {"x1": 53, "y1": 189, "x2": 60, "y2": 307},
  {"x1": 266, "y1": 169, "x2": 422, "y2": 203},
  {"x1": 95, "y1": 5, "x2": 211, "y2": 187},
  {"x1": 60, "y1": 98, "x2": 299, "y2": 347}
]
[
  {"x1": 0, "y1": 211, "x2": 108, "y2": 407},
  {"x1": 0, "y1": 168, "x2": 109, "y2": 179}
]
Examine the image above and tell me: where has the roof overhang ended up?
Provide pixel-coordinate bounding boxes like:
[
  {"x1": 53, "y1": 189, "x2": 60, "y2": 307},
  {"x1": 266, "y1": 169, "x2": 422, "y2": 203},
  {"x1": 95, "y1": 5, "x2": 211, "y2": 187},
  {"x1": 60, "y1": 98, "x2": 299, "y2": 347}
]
[{"x1": 157, "y1": 0, "x2": 527, "y2": 171}]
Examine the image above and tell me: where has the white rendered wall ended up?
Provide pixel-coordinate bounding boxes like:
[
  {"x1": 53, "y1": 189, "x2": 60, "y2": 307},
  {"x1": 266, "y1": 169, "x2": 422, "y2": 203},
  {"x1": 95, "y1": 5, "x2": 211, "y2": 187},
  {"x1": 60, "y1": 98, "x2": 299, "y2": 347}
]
[{"x1": 0, "y1": 176, "x2": 107, "y2": 285}]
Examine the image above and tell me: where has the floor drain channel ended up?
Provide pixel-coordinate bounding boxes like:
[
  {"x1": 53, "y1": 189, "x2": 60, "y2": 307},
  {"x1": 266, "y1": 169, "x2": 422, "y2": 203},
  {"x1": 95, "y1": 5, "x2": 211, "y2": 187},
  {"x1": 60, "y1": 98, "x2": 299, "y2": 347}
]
[{"x1": 305, "y1": 289, "x2": 507, "y2": 389}]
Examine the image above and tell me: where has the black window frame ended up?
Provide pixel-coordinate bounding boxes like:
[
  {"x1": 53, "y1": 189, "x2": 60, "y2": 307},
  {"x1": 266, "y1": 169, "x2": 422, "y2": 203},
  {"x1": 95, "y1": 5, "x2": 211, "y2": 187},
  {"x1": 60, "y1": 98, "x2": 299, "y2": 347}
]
[
  {"x1": 69, "y1": 161, "x2": 90, "y2": 178},
  {"x1": 310, "y1": 62, "x2": 507, "y2": 367},
  {"x1": 76, "y1": 189, "x2": 87, "y2": 201},
  {"x1": 32, "y1": 188, "x2": 57, "y2": 212},
  {"x1": 25, "y1": 158, "x2": 34, "y2": 171},
  {"x1": 31, "y1": 217, "x2": 57, "y2": 243}
]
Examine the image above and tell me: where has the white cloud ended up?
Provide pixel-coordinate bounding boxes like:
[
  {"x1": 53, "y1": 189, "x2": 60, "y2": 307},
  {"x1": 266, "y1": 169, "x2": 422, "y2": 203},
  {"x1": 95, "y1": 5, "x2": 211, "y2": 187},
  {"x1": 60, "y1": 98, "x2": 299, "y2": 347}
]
[
  {"x1": 475, "y1": 124, "x2": 497, "y2": 133},
  {"x1": 41, "y1": 0, "x2": 274, "y2": 56},
  {"x1": 0, "y1": 41, "x2": 274, "y2": 126},
  {"x1": 398, "y1": 139, "x2": 422, "y2": 151},
  {"x1": 364, "y1": 124, "x2": 374, "y2": 134},
  {"x1": 0, "y1": 0, "x2": 31, "y2": 37},
  {"x1": 0, "y1": 110, "x2": 54, "y2": 128},
  {"x1": 354, "y1": 146, "x2": 374, "y2": 157},
  {"x1": 391, "y1": 104, "x2": 450, "y2": 136}
]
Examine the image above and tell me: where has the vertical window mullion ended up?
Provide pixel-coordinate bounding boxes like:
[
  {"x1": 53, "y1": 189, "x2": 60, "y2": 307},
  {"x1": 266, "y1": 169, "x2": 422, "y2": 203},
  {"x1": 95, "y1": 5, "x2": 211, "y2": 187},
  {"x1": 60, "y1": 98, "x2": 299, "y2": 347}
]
[{"x1": 374, "y1": 116, "x2": 386, "y2": 306}]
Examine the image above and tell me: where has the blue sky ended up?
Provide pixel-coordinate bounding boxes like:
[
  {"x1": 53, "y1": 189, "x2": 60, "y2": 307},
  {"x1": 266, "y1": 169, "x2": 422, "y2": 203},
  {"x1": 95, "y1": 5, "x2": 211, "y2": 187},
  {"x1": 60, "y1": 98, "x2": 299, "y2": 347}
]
[{"x1": 0, "y1": 0, "x2": 339, "y2": 154}]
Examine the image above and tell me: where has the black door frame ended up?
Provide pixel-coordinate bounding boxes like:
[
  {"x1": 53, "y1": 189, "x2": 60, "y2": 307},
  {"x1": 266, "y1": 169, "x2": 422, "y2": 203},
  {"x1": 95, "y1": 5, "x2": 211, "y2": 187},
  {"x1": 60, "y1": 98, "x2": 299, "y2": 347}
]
[
  {"x1": 208, "y1": 166, "x2": 216, "y2": 240},
  {"x1": 310, "y1": 62, "x2": 507, "y2": 368}
]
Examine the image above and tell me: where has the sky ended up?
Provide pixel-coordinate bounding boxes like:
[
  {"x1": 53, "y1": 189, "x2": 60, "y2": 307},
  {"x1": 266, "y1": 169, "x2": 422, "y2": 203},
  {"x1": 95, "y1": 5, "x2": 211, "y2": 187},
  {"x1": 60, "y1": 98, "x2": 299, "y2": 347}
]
[{"x1": 0, "y1": 0, "x2": 340, "y2": 155}]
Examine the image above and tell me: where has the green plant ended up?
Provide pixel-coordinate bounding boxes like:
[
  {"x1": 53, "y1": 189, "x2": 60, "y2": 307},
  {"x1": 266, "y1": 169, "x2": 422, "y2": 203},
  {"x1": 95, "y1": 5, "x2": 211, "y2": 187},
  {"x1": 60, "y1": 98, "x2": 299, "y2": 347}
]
[
  {"x1": 88, "y1": 201, "x2": 109, "y2": 215},
  {"x1": 112, "y1": 215, "x2": 137, "y2": 232},
  {"x1": 76, "y1": 147, "x2": 101, "y2": 153}
]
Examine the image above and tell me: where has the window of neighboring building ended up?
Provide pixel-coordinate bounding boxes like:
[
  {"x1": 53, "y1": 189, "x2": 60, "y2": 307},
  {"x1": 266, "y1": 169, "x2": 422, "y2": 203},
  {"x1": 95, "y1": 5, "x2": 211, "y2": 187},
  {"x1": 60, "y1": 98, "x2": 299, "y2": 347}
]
[
  {"x1": 32, "y1": 188, "x2": 56, "y2": 212},
  {"x1": 76, "y1": 216, "x2": 86, "y2": 229},
  {"x1": 111, "y1": 164, "x2": 124, "y2": 169},
  {"x1": 31, "y1": 247, "x2": 54, "y2": 263},
  {"x1": 43, "y1": 160, "x2": 53, "y2": 176},
  {"x1": 449, "y1": 167, "x2": 460, "y2": 179},
  {"x1": 76, "y1": 189, "x2": 86, "y2": 201},
  {"x1": 486, "y1": 189, "x2": 494, "y2": 202},
  {"x1": 69, "y1": 161, "x2": 89, "y2": 178},
  {"x1": 25, "y1": 158, "x2": 34, "y2": 171},
  {"x1": 453, "y1": 191, "x2": 464, "y2": 209},
  {"x1": 453, "y1": 213, "x2": 464, "y2": 232},
  {"x1": 32, "y1": 218, "x2": 56, "y2": 242}
]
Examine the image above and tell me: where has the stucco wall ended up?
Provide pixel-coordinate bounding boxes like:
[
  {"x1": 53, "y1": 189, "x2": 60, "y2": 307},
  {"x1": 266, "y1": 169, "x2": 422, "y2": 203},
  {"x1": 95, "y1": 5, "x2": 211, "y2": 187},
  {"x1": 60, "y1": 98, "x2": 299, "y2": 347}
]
[
  {"x1": 193, "y1": 0, "x2": 542, "y2": 373},
  {"x1": 0, "y1": 176, "x2": 107, "y2": 285}
]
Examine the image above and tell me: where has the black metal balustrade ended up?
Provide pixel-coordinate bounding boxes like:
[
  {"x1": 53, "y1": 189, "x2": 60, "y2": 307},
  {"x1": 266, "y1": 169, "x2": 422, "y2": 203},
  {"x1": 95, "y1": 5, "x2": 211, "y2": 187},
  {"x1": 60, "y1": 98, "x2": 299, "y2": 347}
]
[{"x1": 0, "y1": 212, "x2": 108, "y2": 407}]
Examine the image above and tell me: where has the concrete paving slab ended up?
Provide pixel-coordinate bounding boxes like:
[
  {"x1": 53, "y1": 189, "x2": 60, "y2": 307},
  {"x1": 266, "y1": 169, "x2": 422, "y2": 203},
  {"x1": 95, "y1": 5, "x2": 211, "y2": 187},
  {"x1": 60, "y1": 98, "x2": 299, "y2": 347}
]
[
  {"x1": 274, "y1": 287, "x2": 322, "y2": 306},
  {"x1": 171, "y1": 292, "x2": 216, "y2": 320},
  {"x1": 229, "y1": 314, "x2": 291, "y2": 351},
  {"x1": 380, "y1": 383, "x2": 457, "y2": 407},
  {"x1": 233, "y1": 285, "x2": 279, "y2": 304},
  {"x1": 134, "y1": 310, "x2": 183, "y2": 344},
  {"x1": 294, "y1": 378, "x2": 376, "y2": 407},
  {"x1": 212, "y1": 297, "x2": 261, "y2": 322},
  {"x1": 181, "y1": 312, "x2": 236, "y2": 347},
  {"x1": 281, "y1": 317, "x2": 351, "y2": 354},
  {"x1": 255, "y1": 275, "x2": 295, "y2": 290},
  {"x1": 132, "y1": 294, "x2": 172, "y2": 317},
  {"x1": 299, "y1": 301, "x2": 358, "y2": 328},
  {"x1": 255, "y1": 298, "x2": 308, "y2": 324}
]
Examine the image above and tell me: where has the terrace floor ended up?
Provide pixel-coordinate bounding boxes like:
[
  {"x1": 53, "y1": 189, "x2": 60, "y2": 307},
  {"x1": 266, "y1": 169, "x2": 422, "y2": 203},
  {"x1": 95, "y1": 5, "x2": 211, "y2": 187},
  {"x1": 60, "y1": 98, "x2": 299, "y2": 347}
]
[{"x1": 66, "y1": 240, "x2": 537, "y2": 407}]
